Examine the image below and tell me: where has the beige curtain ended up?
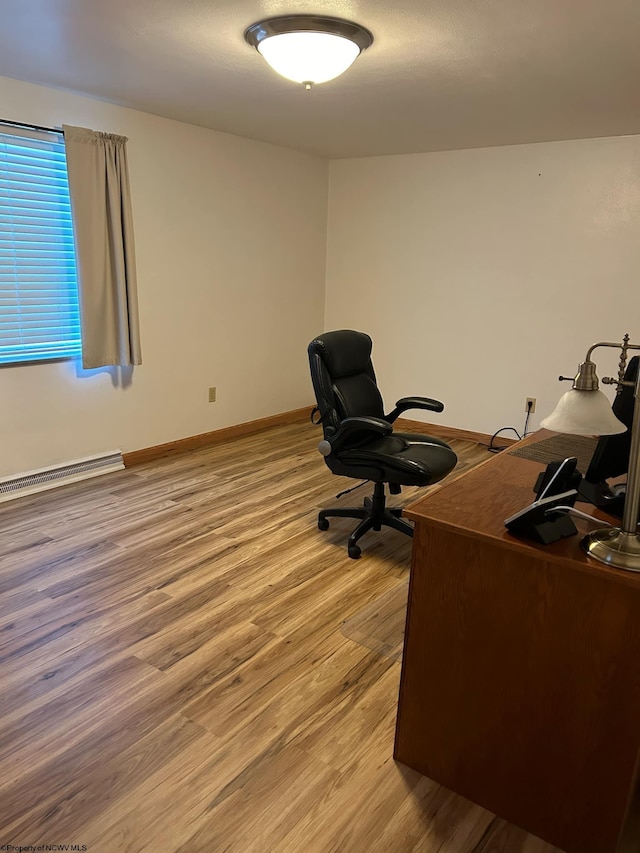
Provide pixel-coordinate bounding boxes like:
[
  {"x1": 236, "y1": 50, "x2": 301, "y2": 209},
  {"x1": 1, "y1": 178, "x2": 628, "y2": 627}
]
[{"x1": 63, "y1": 124, "x2": 142, "y2": 369}]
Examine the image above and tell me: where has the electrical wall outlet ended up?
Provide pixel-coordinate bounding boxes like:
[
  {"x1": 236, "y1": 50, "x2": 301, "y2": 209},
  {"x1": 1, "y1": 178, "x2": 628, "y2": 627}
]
[
  {"x1": 525, "y1": 397, "x2": 536, "y2": 413},
  {"x1": 208, "y1": 387, "x2": 217, "y2": 403}
]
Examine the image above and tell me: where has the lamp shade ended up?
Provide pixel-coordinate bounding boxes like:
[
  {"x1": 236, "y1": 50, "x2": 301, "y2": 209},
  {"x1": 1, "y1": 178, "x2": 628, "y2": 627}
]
[
  {"x1": 257, "y1": 32, "x2": 361, "y2": 85},
  {"x1": 245, "y1": 16, "x2": 373, "y2": 87},
  {"x1": 540, "y1": 389, "x2": 627, "y2": 436}
]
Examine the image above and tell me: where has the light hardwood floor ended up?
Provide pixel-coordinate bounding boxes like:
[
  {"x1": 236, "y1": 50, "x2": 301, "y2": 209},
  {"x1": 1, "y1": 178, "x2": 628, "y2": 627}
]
[{"x1": 0, "y1": 422, "x2": 562, "y2": 853}]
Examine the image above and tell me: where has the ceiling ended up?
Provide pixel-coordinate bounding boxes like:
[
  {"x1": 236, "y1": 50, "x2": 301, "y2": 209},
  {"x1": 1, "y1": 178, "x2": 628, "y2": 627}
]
[{"x1": 0, "y1": 0, "x2": 639, "y2": 159}]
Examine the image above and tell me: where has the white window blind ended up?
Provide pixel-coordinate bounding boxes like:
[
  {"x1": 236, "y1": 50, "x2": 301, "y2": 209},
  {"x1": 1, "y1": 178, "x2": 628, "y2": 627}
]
[{"x1": 0, "y1": 126, "x2": 81, "y2": 365}]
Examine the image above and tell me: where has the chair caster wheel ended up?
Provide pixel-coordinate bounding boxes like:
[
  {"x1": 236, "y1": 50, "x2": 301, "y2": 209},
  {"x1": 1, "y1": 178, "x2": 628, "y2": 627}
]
[
  {"x1": 318, "y1": 518, "x2": 330, "y2": 531},
  {"x1": 348, "y1": 544, "x2": 361, "y2": 559}
]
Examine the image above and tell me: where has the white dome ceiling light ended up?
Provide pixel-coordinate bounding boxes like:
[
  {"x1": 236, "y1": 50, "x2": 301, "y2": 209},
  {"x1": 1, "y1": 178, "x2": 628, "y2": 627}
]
[{"x1": 244, "y1": 15, "x2": 373, "y2": 90}]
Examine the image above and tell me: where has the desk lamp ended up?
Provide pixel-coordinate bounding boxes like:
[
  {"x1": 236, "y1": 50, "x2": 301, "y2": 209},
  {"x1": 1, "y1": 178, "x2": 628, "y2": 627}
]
[{"x1": 540, "y1": 334, "x2": 640, "y2": 571}]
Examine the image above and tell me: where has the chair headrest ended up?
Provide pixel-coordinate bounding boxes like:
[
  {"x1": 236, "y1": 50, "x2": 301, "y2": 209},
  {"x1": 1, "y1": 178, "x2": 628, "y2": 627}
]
[{"x1": 309, "y1": 330, "x2": 373, "y2": 378}]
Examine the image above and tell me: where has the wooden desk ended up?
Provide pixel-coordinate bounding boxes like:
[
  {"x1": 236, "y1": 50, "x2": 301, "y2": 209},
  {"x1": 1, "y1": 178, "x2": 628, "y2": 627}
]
[{"x1": 394, "y1": 433, "x2": 640, "y2": 853}]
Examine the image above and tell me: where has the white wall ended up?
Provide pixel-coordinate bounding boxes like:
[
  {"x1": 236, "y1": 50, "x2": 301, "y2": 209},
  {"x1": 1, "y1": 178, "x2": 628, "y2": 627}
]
[
  {"x1": 326, "y1": 136, "x2": 640, "y2": 438},
  {"x1": 3, "y1": 75, "x2": 639, "y2": 478},
  {"x1": 0, "y1": 76, "x2": 328, "y2": 476}
]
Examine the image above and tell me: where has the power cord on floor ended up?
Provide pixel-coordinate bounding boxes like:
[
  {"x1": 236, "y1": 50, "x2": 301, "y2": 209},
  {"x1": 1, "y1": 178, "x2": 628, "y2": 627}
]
[
  {"x1": 487, "y1": 400, "x2": 534, "y2": 453},
  {"x1": 335, "y1": 480, "x2": 369, "y2": 499}
]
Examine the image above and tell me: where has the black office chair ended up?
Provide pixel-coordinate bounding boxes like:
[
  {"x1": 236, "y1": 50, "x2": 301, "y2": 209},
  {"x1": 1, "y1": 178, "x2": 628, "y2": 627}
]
[{"x1": 308, "y1": 330, "x2": 458, "y2": 558}]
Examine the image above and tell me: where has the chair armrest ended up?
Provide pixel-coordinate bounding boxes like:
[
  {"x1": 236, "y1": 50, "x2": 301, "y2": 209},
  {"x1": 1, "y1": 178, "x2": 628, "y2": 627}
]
[
  {"x1": 385, "y1": 396, "x2": 445, "y2": 423},
  {"x1": 318, "y1": 416, "x2": 392, "y2": 456}
]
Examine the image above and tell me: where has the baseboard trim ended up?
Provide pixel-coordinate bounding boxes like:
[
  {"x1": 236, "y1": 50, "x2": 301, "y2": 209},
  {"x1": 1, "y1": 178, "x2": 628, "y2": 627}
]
[
  {"x1": 123, "y1": 406, "x2": 312, "y2": 467},
  {"x1": 395, "y1": 418, "x2": 517, "y2": 448},
  {"x1": 124, "y1": 409, "x2": 515, "y2": 468}
]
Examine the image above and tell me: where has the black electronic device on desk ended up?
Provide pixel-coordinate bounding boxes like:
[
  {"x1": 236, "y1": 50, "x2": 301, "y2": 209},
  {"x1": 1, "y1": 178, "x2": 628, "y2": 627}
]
[{"x1": 505, "y1": 457, "x2": 581, "y2": 544}]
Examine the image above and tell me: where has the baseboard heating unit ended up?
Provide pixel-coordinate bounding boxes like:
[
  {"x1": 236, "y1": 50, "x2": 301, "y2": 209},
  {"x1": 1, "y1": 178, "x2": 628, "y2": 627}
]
[{"x1": 0, "y1": 451, "x2": 125, "y2": 502}]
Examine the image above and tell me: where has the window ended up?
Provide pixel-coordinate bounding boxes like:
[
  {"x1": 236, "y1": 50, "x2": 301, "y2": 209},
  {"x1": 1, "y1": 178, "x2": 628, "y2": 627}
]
[{"x1": 0, "y1": 126, "x2": 81, "y2": 365}]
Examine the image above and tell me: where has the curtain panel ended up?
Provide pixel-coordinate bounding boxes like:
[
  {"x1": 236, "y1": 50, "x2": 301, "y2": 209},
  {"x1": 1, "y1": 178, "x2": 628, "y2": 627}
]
[{"x1": 63, "y1": 124, "x2": 142, "y2": 368}]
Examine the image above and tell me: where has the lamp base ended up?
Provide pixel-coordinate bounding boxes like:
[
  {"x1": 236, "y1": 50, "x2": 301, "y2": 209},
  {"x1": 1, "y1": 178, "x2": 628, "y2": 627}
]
[{"x1": 581, "y1": 528, "x2": 640, "y2": 572}]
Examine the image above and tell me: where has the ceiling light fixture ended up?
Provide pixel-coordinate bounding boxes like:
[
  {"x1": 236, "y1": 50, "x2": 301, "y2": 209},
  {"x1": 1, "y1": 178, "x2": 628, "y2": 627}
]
[{"x1": 244, "y1": 15, "x2": 373, "y2": 90}]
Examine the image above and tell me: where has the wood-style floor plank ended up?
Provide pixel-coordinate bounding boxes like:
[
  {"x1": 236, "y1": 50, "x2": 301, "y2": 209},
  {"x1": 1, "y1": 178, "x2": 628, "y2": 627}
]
[{"x1": 0, "y1": 423, "x2": 562, "y2": 852}]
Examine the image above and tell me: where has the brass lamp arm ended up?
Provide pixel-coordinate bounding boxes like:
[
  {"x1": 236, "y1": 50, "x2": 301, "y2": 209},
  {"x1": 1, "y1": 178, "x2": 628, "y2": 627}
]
[
  {"x1": 586, "y1": 339, "x2": 640, "y2": 388},
  {"x1": 559, "y1": 338, "x2": 640, "y2": 392},
  {"x1": 584, "y1": 340, "x2": 640, "y2": 363}
]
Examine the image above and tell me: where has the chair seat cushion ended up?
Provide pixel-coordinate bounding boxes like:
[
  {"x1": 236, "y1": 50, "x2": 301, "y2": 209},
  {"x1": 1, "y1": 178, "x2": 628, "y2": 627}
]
[{"x1": 336, "y1": 432, "x2": 457, "y2": 486}]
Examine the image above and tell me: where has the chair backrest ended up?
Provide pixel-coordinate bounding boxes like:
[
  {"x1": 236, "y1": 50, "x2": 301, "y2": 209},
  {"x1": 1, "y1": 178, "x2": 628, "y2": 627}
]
[{"x1": 308, "y1": 331, "x2": 384, "y2": 437}]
